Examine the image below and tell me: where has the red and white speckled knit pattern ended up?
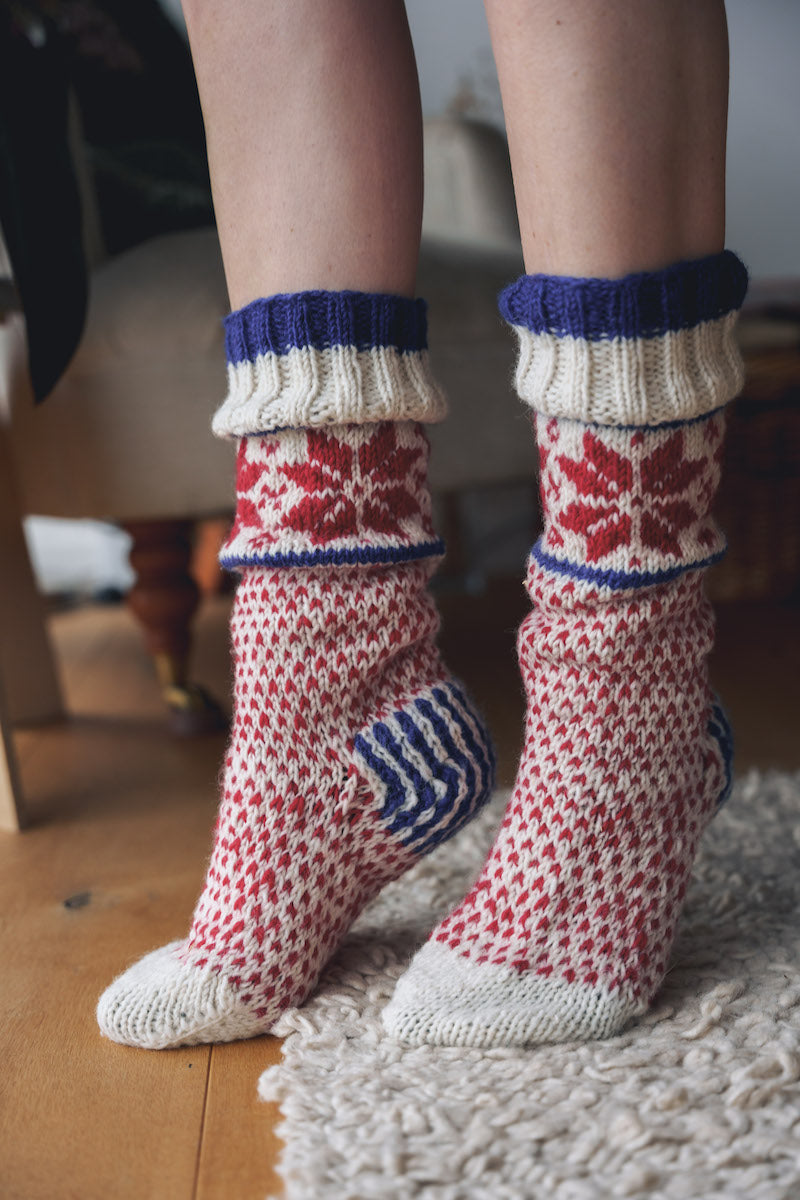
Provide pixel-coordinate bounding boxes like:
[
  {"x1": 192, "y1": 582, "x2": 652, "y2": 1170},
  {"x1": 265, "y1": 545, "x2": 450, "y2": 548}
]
[
  {"x1": 432, "y1": 563, "x2": 724, "y2": 996},
  {"x1": 182, "y1": 562, "x2": 456, "y2": 998},
  {"x1": 384, "y1": 412, "x2": 732, "y2": 1047},
  {"x1": 97, "y1": 422, "x2": 494, "y2": 1050}
]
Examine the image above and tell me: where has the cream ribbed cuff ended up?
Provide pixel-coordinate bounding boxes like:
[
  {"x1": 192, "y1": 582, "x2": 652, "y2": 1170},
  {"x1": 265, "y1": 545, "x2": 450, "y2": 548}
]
[
  {"x1": 212, "y1": 344, "x2": 447, "y2": 439},
  {"x1": 511, "y1": 311, "x2": 745, "y2": 427}
]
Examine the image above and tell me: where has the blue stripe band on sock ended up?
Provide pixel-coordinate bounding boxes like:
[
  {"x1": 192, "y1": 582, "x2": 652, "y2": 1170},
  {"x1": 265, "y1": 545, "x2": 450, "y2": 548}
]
[
  {"x1": 220, "y1": 540, "x2": 445, "y2": 570},
  {"x1": 531, "y1": 541, "x2": 727, "y2": 590},
  {"x1": 431, "y1": 681, "x2": 497, "y2": 805},
  {"x1": 394, "y1": 703, "x2": 476, "y2": 849},
  {"x1": 224, "y1": 290, "x2": 429, "y2": 366},
  {"x1": 352, "y1": 680, "x2": 495, "y2": 859},
  {"x1": 588, "y1": 405, "x2": 727, "y2": 434},
  {"x1": 499, "y1": 251, "x2": 749, "y2": 341},
  {"x1": 352, "y1": 735, "x2": 414, "y2": 822},
  {"x1": 708, "y1": 697, "x2": 735, "y2": 811},
  {"x1": 412, "y1": 686, "x2": 496, "y2": 850},
  {"x1": 365, "y1": 720, "x2": 436, "y2": 826}
]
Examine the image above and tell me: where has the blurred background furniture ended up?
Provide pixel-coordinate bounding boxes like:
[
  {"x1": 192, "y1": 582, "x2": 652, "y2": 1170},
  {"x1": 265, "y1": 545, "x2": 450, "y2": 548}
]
[
  {"x1": 0, "y1": 115, "x2": 527, "y2": 830},
  {"x1": 711, "y1": 286, "x2": 800, "y2": 604}
]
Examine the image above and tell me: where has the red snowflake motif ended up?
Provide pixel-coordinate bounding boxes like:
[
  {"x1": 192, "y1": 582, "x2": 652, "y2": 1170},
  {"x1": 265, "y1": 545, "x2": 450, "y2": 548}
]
[
  {"x1": 282, "y1": 424, "x2": 422, "y2": 544},
  {"x1": 638, "y1": 432, "x2": 708, "y2": 557},
  {"x1": 554, "y1": 431, "x2": 633, "y2": 561},
  {"x1": 553, "y1": 429, "x2": 707, "y2": 562},
  {"x1": 228, "y1": 440, "x2": 277, "y2": 541}
]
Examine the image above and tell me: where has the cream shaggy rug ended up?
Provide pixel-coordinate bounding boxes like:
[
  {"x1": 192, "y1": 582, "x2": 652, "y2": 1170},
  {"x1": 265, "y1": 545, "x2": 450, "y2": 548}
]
[{"x1": 260, "y1": 772, "x2": 800, "y2": 1200}]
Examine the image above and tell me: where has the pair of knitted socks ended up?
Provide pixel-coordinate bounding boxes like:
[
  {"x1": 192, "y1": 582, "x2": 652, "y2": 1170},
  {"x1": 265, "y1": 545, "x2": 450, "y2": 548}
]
[{"x1": 98, "y1": 251, "x2": 747, "y2": 1050}]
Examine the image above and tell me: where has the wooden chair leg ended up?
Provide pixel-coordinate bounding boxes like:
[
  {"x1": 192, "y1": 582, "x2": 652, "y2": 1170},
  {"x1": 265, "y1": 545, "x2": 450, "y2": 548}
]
[
  {"x1": 0, "y1": 420, "x2": 63, "y2": 829},
  {"x1": 0, "y1": 671, "x2": 26, "y2": 831},
  {"x1": 123, "y1": 519, "x2": 227, "y2": 736},
  {"x1": 0, "y1": 425, "x2": 64, "y2": 728}
]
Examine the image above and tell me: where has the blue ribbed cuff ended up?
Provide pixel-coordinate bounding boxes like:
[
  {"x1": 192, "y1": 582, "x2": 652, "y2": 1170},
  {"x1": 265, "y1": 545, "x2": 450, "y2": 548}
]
[
  {"x1": 224, "y1": 290, "x2": 429, "y2": 367},
  {"x1": 499, "y1": 251, "x2": 749, "y2": 341}
]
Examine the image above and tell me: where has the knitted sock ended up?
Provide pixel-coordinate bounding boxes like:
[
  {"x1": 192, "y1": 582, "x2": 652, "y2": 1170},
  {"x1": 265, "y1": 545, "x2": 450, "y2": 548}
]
[
  {"x1": 97, "y1": 292, "x2": 494, "y2": 1049},
  {"x1": 384, "y1": 252, "x2": 748, "y2": 1047}
]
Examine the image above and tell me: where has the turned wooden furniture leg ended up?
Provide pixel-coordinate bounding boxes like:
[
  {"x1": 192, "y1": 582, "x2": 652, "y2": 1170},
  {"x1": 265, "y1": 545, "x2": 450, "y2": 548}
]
[
  {"x1": 123, "y1": 519, "x2": 227, "y2": 736},
  {"x1": 191, "y1": 517, "x2": 231, "y2": 596}
]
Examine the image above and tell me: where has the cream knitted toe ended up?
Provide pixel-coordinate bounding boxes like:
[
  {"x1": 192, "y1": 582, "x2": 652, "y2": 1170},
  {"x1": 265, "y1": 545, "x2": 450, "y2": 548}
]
[
  {"x1": 97, "y1": 942, "x2": 266, "y2": 1049},
  {"x1": 383, "y1": 941, "x2": 644, "y2": 1047}
]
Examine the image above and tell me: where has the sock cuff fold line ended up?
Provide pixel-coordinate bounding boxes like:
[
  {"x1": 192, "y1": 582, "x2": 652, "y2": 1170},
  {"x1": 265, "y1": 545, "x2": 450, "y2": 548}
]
[
  {"x1": 500, "y1": 252, "x2": 748, "y2": 427},
  {"x1": 214, "y1": 292, "x2": 446, "y2": 438}
]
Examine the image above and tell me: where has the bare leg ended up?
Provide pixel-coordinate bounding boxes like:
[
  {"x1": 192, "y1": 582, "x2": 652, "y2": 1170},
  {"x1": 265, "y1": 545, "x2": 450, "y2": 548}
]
[
  {"x1": 97, "y1": 2, "x2": 499, "y2": 1050},
  {"x1": 484, "y1": 0, "x2": 729, "y2": 276},
  {"x1": 384, "y1": 2, "x2": 748, "y2": 1047},
  {"x1": 182, "y1": 0, "x2": 423, "y2": 306}
]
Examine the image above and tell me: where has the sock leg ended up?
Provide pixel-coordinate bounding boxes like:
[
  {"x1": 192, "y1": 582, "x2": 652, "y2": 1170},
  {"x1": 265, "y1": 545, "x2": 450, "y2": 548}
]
[
  {"x1": 384, "y1": 253, "x2": 747, "y2": 1047},
  {"x1": 98, "y1": 292, "x2": 494, "y2": 1048}
]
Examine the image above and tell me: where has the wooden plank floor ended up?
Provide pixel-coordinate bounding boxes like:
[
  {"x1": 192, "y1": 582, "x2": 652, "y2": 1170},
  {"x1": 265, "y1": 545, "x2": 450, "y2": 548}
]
[
  {"x1": 1, "y1": 599, "x2": 283, "y2": 1200},
  {"x1": 1, "y1": 587, "x2": 798, "y2": 1199}
]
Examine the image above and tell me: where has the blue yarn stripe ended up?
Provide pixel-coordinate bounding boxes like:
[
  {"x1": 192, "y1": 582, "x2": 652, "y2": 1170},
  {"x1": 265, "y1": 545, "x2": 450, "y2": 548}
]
[
  {"x1": 708, "y1": 697, "x2": 735, "y2": 811},
  {"x1": 366, "y1": 718, "x2": 442, "y2": 823},
  {"x1": 395, "y1": 700, "x2": 478, "y2": 850},
  {"x1": 415, "y1": 685, "x2": 497, "y2": 847},
  {"x1": 499, "y1": 251, "x2": 748, "y2": 341},
  {"x1": 352, "y1": 680, "x2": 495, "y2": 859},
  {"x1": 225, "y1": 290, "x2": 429, "y2": 366},
  {"x1": 431, "y1": 680, "x2": 497, "y2": 803},
  {"x1": 392, "y1": 713, "x2": 468, "y2": 847},
  {"x1": 220, "y1": 540, "x2": 445, "y2": 570},
  {"x1": 574, "y1": 404, "x2": 727, "y2": 435},
  {"x1": 353, "y1": 718, "x2": 460, "y2": 853},
  {"x1": 354, "y1": 695, "x2": 487, "y2": 854},
  {"x1": 353, "y1": 733, "x2": 418, "y2": 821},
  {"x1": 531, "y1": 541, "x2": 727, "y2": 591}
]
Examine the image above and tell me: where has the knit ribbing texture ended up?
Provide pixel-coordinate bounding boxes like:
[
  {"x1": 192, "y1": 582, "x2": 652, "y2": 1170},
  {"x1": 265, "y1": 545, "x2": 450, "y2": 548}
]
[
  {"x1": 501, "y1": 252, "x2": 748, "y2": 427},
  {"x1": 384, "y1": 252, "x2": 745, "y2": 1048},
  {"x1": 97, "y1": 294, "x2": 493, "y2": 1050},
  {"x1": 213, "y1": 291, "x2": 447, "y2": 438}
]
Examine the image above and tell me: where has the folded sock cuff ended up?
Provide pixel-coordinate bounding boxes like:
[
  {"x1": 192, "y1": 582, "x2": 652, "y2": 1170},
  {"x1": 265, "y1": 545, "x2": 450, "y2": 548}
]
[
  {"x1": 224, "y1": 290, "x2": 430, "y2": 362},
  {"x1": 499, "y1": 251, "x2": 748, "y2": 340},
  {"x1": 213, "y1": 290, "x2": 447, "y2": 437},
  {"x1": 499, "y1": 251, "x2": 749, "y2": 427}
]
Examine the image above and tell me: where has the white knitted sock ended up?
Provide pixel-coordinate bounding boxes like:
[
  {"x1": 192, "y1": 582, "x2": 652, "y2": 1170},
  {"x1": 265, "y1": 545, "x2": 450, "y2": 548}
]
[
  {"x1": 384, "y1": 253, "x2": 747, "y2": 1047},
  {"x1": 97, "y1": 293, "x2": 494, "y2": 1049}
]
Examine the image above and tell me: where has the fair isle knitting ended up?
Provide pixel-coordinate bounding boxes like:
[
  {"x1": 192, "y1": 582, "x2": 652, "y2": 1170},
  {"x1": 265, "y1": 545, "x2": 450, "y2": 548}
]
[
  {"x1": 97, "y1": 289, "x2": 494, "y2": 1050},
  {"x1": 212, "y1": 290, "x2": 447, "y2": 438},
  {"x1": 384, "y1": 567, "x2": 735, "y2": 1047},
  {"x1": 98, "y1": 562, "x2": 495, "y2": 1050},
  {"x1": 532, "y1": 409, "x2": 727, "y2": 591},
  {"x1": 220, "y1": 421, "x2": 444, "y2": 570},
  {"x1": 501, "y1": 252, "x2": 748, "y2": 427},
  {"x1": 384, "y1": 251, "x2": 746, "y2": 1049},
  {"x1": 353, "y1": 678, "x2": 495, "y2": 856}
]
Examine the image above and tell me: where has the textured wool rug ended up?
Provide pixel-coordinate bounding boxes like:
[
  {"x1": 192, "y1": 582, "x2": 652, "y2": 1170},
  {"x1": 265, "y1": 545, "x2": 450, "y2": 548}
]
[{"x1": 260, "y1": 772, "x2": 800, "y2": 1200}]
